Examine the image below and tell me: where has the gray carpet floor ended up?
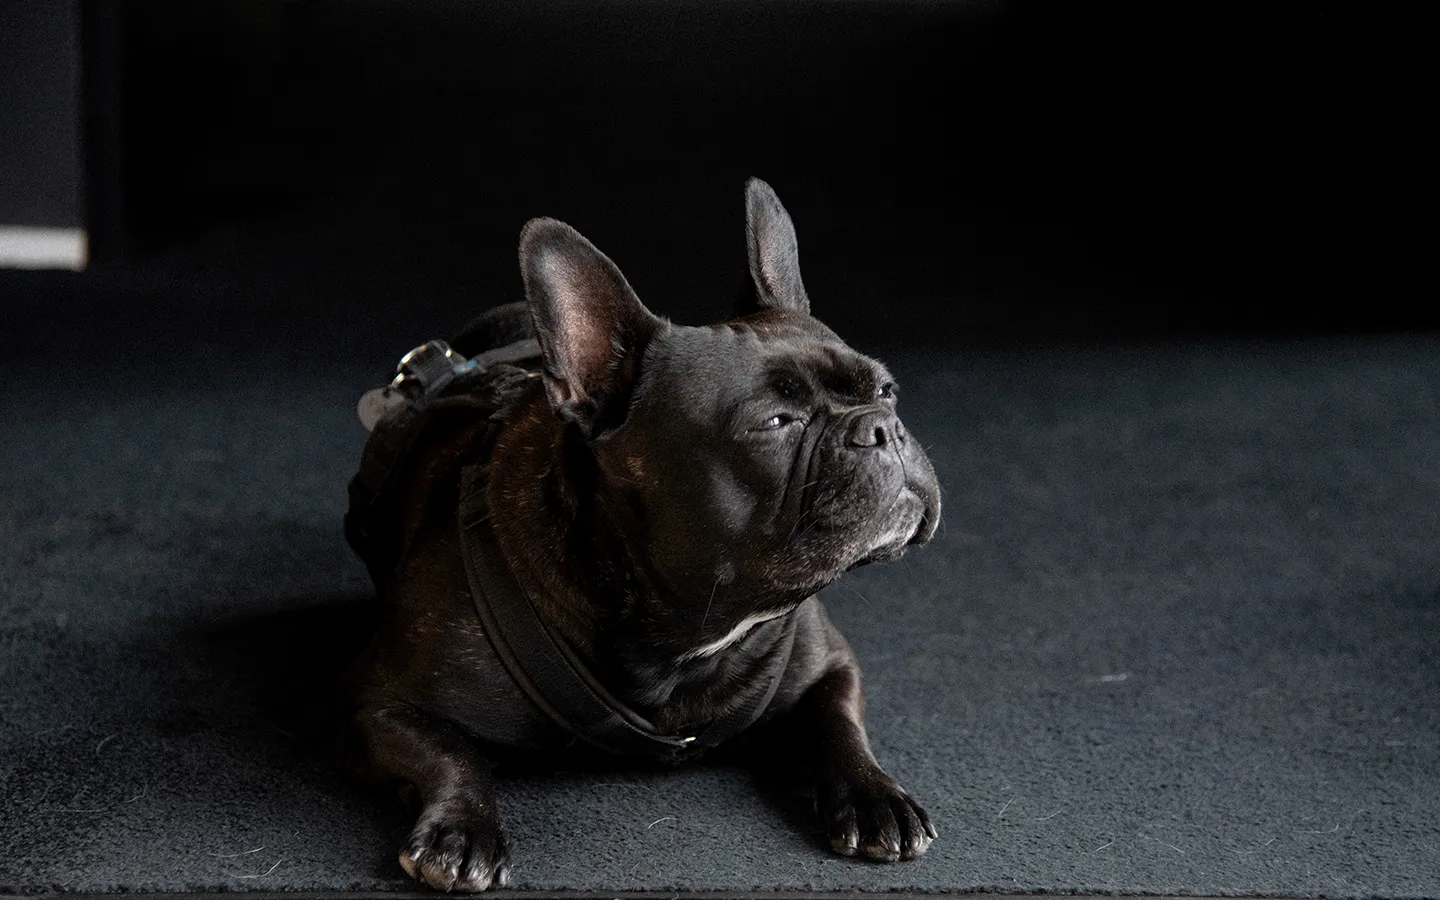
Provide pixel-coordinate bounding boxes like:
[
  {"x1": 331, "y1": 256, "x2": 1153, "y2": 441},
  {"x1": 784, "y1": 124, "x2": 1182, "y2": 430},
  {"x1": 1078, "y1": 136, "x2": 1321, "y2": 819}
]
[{"x1": 2, "y1": 273, "x2": 1438, "y2": 895}]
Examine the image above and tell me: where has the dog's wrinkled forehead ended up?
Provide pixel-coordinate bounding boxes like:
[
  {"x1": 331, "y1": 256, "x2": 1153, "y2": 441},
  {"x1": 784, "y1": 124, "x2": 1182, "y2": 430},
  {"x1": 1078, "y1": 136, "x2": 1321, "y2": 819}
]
[{"x1": 636, "y1": 315, "x2": 892, "y2": 419}]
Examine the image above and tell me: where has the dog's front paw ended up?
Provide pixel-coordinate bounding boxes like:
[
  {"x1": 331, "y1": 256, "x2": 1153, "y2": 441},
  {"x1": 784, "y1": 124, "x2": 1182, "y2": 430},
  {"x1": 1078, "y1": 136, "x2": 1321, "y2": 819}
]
[
  {"x1": 400, "y1": 797, "x2": 512, "y2": 891},
  {"x1": 817, "y1": 767, "x2": 936, "y2": 862}
]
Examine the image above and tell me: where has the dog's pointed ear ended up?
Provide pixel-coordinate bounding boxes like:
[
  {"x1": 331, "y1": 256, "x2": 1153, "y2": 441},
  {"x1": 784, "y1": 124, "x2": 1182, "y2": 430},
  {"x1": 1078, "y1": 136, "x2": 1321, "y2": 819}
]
[
  {"x1": 519, "y1": 218, "x2": 660, "y2": 437},
  {"x1": 738, "y1": 177, "x2": 811, "y2": 316}
]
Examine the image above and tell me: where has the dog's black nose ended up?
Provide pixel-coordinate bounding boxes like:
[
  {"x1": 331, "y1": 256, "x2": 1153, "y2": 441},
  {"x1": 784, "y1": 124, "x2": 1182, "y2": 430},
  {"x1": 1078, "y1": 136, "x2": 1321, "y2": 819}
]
[{"x1": 846, "y1": 408, "x2": 906, "y2": 448}]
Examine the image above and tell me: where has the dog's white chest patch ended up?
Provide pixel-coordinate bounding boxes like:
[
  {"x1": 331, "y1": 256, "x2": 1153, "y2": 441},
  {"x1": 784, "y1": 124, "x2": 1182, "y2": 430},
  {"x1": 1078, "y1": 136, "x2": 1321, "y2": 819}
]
[{"x1": 684, "y1": 608, "x2": 789, "y2": 660}]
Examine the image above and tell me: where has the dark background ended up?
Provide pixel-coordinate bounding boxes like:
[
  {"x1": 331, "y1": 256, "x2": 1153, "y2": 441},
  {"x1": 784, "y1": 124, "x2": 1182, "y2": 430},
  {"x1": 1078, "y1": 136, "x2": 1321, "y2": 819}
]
[
  {"x1": 1, "y1": 3, "x2": 83, "y2": 230},
  {"x1": 7, "y1": 0, "x2": 1431, "y2": 350}
]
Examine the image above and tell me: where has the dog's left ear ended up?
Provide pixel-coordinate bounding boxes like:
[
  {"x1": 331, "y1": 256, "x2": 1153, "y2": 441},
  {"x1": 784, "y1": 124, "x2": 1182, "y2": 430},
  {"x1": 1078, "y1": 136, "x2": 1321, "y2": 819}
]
[
  {"x1": 736, "y1": 177, "x2": 811, "y2": 316},
  {"x1": 520, "y1": 218, "x2": 660, "y2": 437}
]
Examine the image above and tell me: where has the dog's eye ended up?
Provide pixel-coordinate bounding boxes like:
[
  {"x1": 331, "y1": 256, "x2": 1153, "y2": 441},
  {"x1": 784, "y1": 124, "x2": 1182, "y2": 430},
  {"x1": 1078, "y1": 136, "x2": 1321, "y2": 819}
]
[
  {"x1": 877, "y1": 382, "x2": 898, "y2": 401},
  {"x1": 760, "y1": 413, "x2": 794, "y2": 430}
]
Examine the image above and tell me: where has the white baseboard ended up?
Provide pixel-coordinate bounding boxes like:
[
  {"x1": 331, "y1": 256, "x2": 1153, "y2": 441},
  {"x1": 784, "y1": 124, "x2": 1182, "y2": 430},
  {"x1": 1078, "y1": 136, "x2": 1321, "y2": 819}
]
[{"x1": 0, "y1": 226, "x2": 88, "y2": 270}]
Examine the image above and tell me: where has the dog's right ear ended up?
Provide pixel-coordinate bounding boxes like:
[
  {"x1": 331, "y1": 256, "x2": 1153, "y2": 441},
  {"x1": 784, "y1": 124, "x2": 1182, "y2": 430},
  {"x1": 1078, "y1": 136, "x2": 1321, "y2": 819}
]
[
  {"x1": 736, "y1": 177, "x2": 811, "y2": 317},
  {"x1": 519, "y1": 218, "x2": 660, "y2": 438}
]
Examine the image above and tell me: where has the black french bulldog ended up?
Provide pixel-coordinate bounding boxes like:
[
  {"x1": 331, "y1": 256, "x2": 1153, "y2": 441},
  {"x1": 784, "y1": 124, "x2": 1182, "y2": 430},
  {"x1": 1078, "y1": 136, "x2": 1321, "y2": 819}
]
[{"x1": 341, "y1": 178, "x2": 942, "y2": 891}]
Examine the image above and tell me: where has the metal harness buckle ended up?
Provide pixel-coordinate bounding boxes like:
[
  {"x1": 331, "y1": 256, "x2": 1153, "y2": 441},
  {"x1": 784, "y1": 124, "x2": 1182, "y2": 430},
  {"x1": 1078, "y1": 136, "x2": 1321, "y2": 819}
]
[
  {"x1": 391, "y1": 340, "x2": 467, "y2": 397},
  {"x1": 358, "y1": 340, "x2": 475, "y2": 433},
  {"x1": 356, "y1": 335, "x2": 543, "y2": 433}
]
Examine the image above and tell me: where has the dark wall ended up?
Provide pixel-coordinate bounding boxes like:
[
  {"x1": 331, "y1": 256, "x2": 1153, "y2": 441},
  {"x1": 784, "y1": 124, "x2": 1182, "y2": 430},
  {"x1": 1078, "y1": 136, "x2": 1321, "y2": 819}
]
[
  {"x1": 1, "y1": 1, "x2": 83, "y2": 229},
  {"x1": 105, "y1": 0, "x2": 1423, "y2": 341}
]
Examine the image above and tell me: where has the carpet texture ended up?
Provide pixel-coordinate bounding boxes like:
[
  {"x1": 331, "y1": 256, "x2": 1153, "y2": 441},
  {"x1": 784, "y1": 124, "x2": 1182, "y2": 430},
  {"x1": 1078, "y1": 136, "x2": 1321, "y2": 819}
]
[{"x1": 2, "y1": 267, "x2": 1438, "y2": 896}]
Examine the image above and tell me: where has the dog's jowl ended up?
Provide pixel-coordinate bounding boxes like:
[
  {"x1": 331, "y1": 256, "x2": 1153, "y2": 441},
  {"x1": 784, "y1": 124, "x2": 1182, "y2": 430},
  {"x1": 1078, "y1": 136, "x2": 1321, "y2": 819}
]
[{"x1": 341, "y1": 179, "x2": 942, "y2": 891}]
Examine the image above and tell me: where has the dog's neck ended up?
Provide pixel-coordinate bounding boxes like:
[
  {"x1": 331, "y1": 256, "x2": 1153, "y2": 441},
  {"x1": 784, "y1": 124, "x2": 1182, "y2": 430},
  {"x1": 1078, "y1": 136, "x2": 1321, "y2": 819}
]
[
  {"x1": 485, "y1": 389, "x2": 800, "y2": 723},
  {"x1": 485, "y1": 391, "x2": 610, "y2": 662}
]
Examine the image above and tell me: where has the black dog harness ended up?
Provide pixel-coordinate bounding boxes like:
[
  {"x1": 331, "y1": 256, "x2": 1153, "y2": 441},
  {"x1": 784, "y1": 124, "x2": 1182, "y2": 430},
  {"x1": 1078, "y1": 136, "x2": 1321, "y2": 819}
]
[{"x1": 346, "y1": 339, "x2": 796, "y2": 763}]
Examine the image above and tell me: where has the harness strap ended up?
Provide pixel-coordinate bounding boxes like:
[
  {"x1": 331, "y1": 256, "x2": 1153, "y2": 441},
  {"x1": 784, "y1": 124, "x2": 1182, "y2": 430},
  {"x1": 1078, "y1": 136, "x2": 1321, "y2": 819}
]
[{"x1": 457, "y1": 464, "x2": 797, "y2": 762}]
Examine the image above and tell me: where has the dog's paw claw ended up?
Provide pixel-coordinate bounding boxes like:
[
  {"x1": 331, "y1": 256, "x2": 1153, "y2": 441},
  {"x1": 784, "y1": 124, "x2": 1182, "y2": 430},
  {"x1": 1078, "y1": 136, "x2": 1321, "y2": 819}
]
[
  {"x1": 400, "y1": 799, "x2": 511, "y2": 891},
  {"x1": 818, "y1": 769, "x2": 934, "y2": 862}
]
